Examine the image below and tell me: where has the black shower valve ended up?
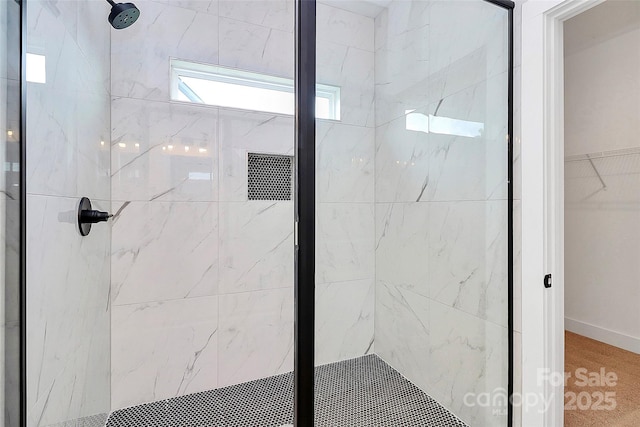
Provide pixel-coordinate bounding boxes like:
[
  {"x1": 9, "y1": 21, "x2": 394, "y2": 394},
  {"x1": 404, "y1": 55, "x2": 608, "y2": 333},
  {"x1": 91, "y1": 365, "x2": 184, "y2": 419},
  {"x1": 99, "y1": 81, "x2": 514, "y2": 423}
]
[
  {"x1": 80, "y1": 209, "x2": 112, "y2": 224},
  {"x1": 78, "y1": 197, "x2": 113, "y2": 236}
]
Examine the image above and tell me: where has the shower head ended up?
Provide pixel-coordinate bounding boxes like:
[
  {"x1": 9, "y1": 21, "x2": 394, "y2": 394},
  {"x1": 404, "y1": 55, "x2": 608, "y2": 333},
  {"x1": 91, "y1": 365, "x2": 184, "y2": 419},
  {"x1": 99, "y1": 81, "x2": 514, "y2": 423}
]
[{"x1": 106, "y1": 0, "x2": 140, "y2": 29}]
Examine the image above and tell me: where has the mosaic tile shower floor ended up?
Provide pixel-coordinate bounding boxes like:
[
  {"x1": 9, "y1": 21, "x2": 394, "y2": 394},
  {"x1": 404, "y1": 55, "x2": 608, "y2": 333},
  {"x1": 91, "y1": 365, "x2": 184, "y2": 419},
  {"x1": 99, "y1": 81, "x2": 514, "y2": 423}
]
[{"x1": 106, "y1": 354, "x2": 467, "y2": 427}]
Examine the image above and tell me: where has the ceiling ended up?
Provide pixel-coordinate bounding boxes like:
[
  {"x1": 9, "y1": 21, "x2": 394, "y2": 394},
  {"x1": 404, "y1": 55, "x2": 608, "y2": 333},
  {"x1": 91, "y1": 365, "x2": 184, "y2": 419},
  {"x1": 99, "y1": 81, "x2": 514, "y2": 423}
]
[{"x1": 564, "y1": 0, "x2": 640, "y2": 56}]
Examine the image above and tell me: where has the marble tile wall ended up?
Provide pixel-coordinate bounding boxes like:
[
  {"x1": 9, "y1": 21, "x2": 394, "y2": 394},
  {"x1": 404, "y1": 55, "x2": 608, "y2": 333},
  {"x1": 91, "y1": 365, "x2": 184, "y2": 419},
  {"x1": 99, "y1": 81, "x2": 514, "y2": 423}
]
[
  {"x1": 374, "y1": 1, "x2": 511, "y2": 426},
  {"x1": 110, "y1": 0, "x2": 375, "y2": 410},
  {"x1": 25, "y1": 0, "x2": 112, "y2": 425}
]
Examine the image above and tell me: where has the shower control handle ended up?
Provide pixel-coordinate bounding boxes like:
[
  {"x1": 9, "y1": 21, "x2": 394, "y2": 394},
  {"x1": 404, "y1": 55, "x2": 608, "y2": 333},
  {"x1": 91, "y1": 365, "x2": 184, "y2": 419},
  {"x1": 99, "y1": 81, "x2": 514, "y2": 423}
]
[
  {"x1": 78, "y1": 197, "x2": 112, "y2": 236},
  {"x1": 80, "y1": 209, "x2": 111, "y2": 224}
]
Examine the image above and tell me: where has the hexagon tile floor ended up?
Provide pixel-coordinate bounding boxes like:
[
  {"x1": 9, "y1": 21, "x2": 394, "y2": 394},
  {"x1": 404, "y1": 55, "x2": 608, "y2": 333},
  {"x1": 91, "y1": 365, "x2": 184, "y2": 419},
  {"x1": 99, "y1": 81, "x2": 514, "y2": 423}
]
[{"x1": 105, "y1": 354, "x2": 467, "y2": 427}]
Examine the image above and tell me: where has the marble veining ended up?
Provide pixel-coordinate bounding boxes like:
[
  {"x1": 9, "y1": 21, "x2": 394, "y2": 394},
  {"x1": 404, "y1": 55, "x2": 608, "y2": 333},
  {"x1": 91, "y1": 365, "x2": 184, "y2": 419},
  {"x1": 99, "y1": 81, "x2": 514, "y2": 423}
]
[
  {"x1": 428, "y1": 201, "x2": 508, "y2": 327},
  {"x1": 219, "y1": 0, "x2": 293, "y2": 33},
  {"x1": 218, "y1": 288, "x2": 294, "y2": 387},
  {"x1": 375, "y1": 203, "x2": 429, "y2": 295},
  {"x1": 218, "y1": 17, "x2": 294, "y2": 80},
  {"x1": 111, "y1": 201, "x2": 219, "y2": 305},
  {"x1": 111, "y1": 296, "x2": 219, "y2": 409},
  {"x1": 27, "y1": 196, "x2": 111, "y2": 426},
  {"x1": 374, "y1": 109, "x2": 431, "y2": 203},
  {"x1": 218, "y1": 201, "x2": 294, "y2": 294},
  {"x1": 316, "y1": 203, "x2": 375, "y2": 285},
  {"x1": 315, "y1": 279, "x2": 375, "y2": 365},
  {"x1": 111, "y1": 98, "x2": 218, "y2": 202},
  {"x1": 316, "y1": 122, "x2": 374, "y2": 203},
  {"x1": 428, "y1": 300, "x2": 508, "y2": 427},
  {"x1": 111, "y1": 0, "x2": 219, "y2": 101}
]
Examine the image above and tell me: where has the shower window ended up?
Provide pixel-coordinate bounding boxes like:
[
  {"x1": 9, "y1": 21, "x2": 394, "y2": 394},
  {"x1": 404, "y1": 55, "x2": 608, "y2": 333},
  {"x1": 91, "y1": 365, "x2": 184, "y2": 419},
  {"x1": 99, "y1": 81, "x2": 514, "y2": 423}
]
[{"x1": 170, "y1": 59, "x2": 341, "y2": 120}]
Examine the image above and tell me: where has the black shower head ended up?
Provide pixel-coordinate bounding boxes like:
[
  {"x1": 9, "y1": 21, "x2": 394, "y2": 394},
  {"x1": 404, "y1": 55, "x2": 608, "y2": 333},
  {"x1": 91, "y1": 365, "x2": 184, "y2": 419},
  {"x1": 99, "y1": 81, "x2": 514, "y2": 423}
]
[{"x1": 106, "y1": 0, "x2": 140, "y2": 29}]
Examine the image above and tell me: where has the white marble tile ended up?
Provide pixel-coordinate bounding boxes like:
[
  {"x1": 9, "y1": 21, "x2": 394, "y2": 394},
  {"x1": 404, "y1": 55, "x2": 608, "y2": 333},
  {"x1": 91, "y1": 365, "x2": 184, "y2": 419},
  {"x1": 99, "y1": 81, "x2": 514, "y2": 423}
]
[
  {"x1": 315, "y1": 279, "x2": 374, "y2": 366},
  {"x1": 219, "y1": 0, "x2": 293, "y2": 32},
  {"x1": 111, "y1": 98, "x2": 218, "y2": 202},
  {"x1": 428, "y1": 1, "x2": 509, "y2": 99},
  {"x1": 169, "y1": 0, "x2": 219, "y2": 15},
  {"x1": 375, "y1": 281, "x2": 431, "y2": 393},
  {"x1": 374, "y1": 0, "x2": 430, "y2": 51},
  {"x1": 218, "y1": 17, "x2": 293, "y2": 79},
  {"x1": 111, "y1": 0, "x2": 219, "y2": 100},
  {"x1": 374, "y1": 110, "x2": 431, "y2": 203},
  {"x1": 26, "y1": 1, "x2": 111, "y2": 199},
  {"x1": 425, "y1": 75, "x2": 508, "y2": 202},
  {"x1": 316, "y1": 203, "x2": 375, "y2": 284},
  {"x1": 428, "y1": 200, "x2": 508, "y2": 328},
  {"x1": 218, "y1": 201, "x2": 294, "y2": 294},
  {"x1": 26, "y1": 82, "x2": 78, "y2": 197},
  {"x1": 317, "y1": 3, "x2": 374, "y2": 52},
  {"x1": 111, "y1": 201, "x2": 218, "y2": 305},
  {"x1": 374, "y1": 2, "x2": 430, "y2": 126},
  {"x1": 111, "y1": 296, "x2": 218, "y2": 409},
  {"x1": 76, "y1": 0, "x2": 111, "y2": 96},
  {"x1": 77, "y1": 91, "x2": 111, "y2": 200},
  {"x1": 375, "y1": 203, "x2": 429, "y2": 295},
  {"x1": 428, "y1": 300, "x2": 508, "y2": 427},
  {"x1": 316, "y1": 41, "x2": 375, "y2": 128},
  {"x1": 218, "y1": 109, "x2": 293, "y2": 201},
  {"x1": 26, "y1": 195, "x2": 110, "y2": 426},
  {"x1": 26, "y1": 0, "x2": 80, "y2": 95},
  {"x1": 316, "y1": 122, "x2": 374, "y2": 203},
  {"x1": 218, "y1": 288, "x2": 293, "y2": 387}
]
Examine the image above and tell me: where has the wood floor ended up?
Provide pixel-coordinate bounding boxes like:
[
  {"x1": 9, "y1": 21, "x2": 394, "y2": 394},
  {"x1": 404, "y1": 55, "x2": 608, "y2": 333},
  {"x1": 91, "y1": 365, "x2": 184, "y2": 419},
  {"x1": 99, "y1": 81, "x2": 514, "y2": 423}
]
[{"x1": 565, "y1": 331, "x2": 640, "y2": 426}]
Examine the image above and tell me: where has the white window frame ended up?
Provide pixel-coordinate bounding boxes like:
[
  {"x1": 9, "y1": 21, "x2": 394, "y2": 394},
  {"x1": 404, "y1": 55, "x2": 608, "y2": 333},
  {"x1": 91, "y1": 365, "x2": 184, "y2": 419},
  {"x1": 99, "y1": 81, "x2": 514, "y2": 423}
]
[{"x1": 170, "y1": 59, "x2": 341, "y2": 120}]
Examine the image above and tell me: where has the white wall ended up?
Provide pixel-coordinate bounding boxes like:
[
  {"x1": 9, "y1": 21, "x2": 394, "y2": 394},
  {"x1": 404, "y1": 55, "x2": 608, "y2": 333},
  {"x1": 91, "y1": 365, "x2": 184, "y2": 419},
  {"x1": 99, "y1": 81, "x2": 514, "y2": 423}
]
[
  {"x1": 109, "y1": 0, "x2": 375, "y2": 410},
  {"x1": 564, "y1": 1, "x2": 640, "y2": 353},
  {"x1": 25, "y1": 0, "x2": 112, "y2": 425}
]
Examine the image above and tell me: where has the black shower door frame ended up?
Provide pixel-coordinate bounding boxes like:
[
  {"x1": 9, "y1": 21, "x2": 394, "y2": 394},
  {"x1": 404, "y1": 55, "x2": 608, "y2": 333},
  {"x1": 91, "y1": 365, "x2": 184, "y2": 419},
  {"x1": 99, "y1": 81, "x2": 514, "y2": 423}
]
[{"x1": 293, "y1": 0, "x2": 515, "y2": 426}]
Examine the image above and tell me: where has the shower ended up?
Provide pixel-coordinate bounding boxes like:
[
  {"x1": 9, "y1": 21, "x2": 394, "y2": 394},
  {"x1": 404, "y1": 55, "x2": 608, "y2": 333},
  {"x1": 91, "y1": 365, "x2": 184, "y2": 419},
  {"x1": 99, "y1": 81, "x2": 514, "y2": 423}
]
[
  {"x1": 11, "y1": 0, "x2": 515, "y2": 426},
  {"x1": 106, "y1": 0, "x2": 140, "y2": 29}
]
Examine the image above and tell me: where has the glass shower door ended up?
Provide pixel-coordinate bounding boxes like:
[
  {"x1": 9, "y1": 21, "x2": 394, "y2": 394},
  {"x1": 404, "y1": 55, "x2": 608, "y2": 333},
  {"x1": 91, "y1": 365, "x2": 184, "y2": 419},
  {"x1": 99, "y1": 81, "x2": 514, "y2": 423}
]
[
  {"x1": 313, "y1": 0, "x2": 511, "y2": 425},
  {"x1": 1, "y1": 0, "x2": 22, "y2": 424}
]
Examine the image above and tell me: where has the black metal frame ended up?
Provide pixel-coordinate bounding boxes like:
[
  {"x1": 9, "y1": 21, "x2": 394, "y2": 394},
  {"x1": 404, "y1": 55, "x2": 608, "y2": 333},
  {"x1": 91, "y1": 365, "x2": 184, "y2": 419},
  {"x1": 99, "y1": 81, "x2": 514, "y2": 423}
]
[
  {"x1": 293, "y1": 1, "x2": 514, "y2": 426},
  {"x1": 20, "y1": 0, "x2": 27, "y2": 424},
  {"x1": 505, "y1": 5, "x2": 515, "y2": 427},
  {"x1": 294, "y1": 0, "x2": 316, "y2": 425}
]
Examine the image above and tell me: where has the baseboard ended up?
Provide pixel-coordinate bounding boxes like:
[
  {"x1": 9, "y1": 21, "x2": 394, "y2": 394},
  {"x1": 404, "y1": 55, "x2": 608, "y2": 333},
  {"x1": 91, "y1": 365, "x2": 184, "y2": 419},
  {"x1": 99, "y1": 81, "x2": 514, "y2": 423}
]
[{"x1": 565, "y1": 317, "x2": 640, "y2": 354}]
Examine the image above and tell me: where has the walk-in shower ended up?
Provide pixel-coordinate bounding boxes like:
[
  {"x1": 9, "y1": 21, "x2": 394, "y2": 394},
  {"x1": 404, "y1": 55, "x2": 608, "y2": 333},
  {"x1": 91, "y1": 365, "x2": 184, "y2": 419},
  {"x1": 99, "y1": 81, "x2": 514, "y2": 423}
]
[{"x1": 5, "y1": 0, "x2": 514, "y2": 425}]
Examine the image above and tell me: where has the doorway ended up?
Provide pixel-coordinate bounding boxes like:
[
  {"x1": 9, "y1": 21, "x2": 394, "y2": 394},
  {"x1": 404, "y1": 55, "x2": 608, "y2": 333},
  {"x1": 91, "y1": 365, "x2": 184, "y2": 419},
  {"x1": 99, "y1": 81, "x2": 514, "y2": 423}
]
[
  {"x1": 563, "y1": 2, "x2": 640, "y2": 425},
  {"x1": 521, "y1": 1, "x2": 640, "y2": 426}
]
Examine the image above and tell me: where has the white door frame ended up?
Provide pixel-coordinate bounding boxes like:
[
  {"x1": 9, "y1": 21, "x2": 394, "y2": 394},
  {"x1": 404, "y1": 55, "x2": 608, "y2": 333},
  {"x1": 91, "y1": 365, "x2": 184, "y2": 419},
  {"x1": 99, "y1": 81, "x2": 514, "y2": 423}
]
[{"x1": 520, "y1": 1, "x2": 607, "y2": 426}]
